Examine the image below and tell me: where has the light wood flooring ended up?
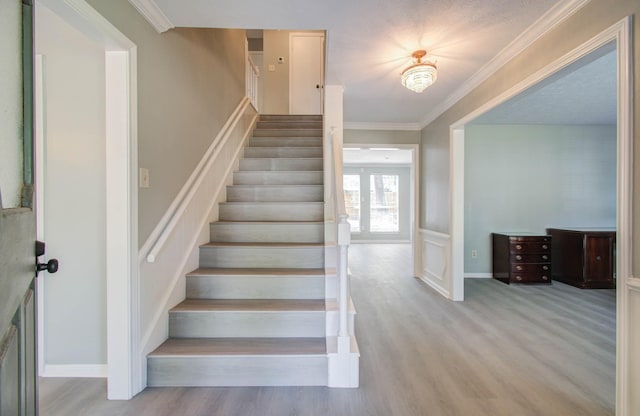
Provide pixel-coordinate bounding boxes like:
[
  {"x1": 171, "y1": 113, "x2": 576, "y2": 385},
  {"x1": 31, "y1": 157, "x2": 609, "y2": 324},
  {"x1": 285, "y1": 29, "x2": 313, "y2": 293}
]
[{"x1": 40, "y1": 244, "x2": 616, "y2": 416}]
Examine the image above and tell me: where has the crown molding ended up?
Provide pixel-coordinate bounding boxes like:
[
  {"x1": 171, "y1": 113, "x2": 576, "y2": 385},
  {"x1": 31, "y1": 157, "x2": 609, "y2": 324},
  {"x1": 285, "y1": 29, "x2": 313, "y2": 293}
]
[
  {"x1": 418, "y1": 0, "x2": 591, "y2": 129},
  {"x1": 127, "y1": 0, "x2": 174, "y2": 33},
  {"x1": 344, "y1": 121, "x2": 421, "y2": 131}
]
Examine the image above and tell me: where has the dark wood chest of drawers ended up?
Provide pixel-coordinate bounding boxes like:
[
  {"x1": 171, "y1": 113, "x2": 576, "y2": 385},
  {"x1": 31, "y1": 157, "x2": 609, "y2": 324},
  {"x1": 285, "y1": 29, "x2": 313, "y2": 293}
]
[
  {"x1": 546, "y1": 228, "x2": 616, "y2": 289},
  {"x1": 492, "y1": 233, "x2": 552, "y2": 284}
]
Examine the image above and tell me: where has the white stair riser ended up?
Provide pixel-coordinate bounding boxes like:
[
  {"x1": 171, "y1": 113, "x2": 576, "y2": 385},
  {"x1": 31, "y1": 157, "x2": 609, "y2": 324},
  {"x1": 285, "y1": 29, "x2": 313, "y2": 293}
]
[
  {"x1": 199, "y1": 246, "x2": 324, "y2": 268},
  {"x1": 210, "y1": 222, "x2": 323, "y2": 243},
  {"x1": 249, "y1": 137, "x2": 322, "y2": 147},
  {"x1": 147, "y1": 355, "x2": 328, "y2": 387},
  {"x1": 256, "y1": 121, "x2": 323, "y2": 130},
  {"x1": 233, "y1": 171, "x2": 323, "y2": 185},
  {"x1": 186, "y1": 275, "x2": 325, "y2": 299},
  {"x1": 219, "y1": 203, "x2": 323, "y2": 221},
  {"x1": 240, "y1": 158, "x2": 323, "y2": 171},
  {"x1": 169, "y1": 311, "x2": 325, "y2": 338},
  {"x1": 227, "y1": 185, "x2": 323, "y2": 202},
  {"x1": 252, "y1": 129, "x2": 322, "y2": 138},
  {"x1": 260, "y1": 115, "x2": 322, "y2": 122},
  {"x1": 244, "y1": 147, "x2": 323, "y2": 158}
]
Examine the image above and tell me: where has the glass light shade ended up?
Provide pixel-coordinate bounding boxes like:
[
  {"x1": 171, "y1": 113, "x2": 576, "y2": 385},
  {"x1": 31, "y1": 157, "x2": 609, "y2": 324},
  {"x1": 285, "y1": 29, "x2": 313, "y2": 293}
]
[{"x1": 401, "y1": 63, "x2": 437, "y2": 93}]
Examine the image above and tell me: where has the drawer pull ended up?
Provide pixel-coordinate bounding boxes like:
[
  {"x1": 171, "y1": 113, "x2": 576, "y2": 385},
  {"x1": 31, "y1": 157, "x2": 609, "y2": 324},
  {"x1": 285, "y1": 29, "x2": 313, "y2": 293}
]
[
  {"x1": 515, "y1": 244, "x2": 522, "y2": 250},
  {"x1": 515, "y1": 276, "x2": 523, "y2": 281},
  {"x1": 542, "y1": 255, "x2": 548, "y2": 260},
  {"x1": 542, "y1": 245, "x2": 548, "y2": 250},
  {"x1": 542, "y1": 276, "x2": 549, "y2": 281},
  {"x1": 515, "y1": 255, "x2": 522, "y2": 260},
  {"x1": 596, "y1": 256, "x2": 601, "y2": 261},
  {"x1": 516, "y1": 266, "x2": 523, "y2": 271},
  {"x1": 542, "y1": 265, "x2": 549, "y2": 270}
]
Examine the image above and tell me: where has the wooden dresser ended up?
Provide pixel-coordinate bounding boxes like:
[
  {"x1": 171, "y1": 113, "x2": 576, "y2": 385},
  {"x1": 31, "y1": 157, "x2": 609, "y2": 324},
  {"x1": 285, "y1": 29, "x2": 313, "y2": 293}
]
[
  {"x1": 492, "y1": 233, "x2": 552, "y2": 284},
  {"x1": 546, "y1": 228, "x2": 616, "y2": 289}
]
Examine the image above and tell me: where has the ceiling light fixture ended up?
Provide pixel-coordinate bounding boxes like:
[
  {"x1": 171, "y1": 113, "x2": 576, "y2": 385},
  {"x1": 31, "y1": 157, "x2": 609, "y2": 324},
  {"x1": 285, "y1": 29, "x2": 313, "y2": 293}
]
[{"x1": 401, "y1": 50, "x2": 437, "y2": 93}]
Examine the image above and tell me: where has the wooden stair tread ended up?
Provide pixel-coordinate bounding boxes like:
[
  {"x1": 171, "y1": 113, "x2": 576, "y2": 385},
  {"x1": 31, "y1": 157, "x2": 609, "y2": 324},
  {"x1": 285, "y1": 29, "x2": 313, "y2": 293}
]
[
  {"x1": 172, "y1": 299, "x2": 325, "y2": 312},
  {"x1": 150, "y1": 337, "x2": 326, "y2": 356},
  {"x1": 188, "y1": 267, "x2": 326, "y2": 276}
]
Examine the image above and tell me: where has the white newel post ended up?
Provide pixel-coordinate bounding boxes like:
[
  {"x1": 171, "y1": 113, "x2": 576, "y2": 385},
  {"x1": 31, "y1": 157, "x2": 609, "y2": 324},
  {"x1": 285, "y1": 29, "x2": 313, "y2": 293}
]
[
  {"x1": 325, "y1": 85, "x2": 359, "y2": 387},
  {"x1": 337, "y1": 214, "x2": 350, "y2": 349}
]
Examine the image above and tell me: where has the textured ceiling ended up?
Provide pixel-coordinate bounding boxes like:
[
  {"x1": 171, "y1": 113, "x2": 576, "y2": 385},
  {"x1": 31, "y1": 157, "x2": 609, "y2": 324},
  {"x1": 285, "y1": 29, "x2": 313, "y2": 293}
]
[
  {"x1": 472, "y1": 43, "x2": 617, "y2": 125},
  {"x1": 150, "y1": 0, "x2": 564, "y2": 125}
]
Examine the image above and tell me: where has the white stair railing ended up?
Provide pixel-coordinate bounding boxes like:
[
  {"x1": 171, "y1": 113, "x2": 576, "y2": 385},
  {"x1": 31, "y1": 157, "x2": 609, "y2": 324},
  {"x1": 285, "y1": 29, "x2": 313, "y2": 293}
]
[
  {"x1": 328, "y1": 127, "x2": 352, "y2": 346},
  {"x1": 246, "y1": 55, "x2": 259, "y2": 110},
  {"x1": 324, "y1": 85, "x2": 359, "y2": 388}
]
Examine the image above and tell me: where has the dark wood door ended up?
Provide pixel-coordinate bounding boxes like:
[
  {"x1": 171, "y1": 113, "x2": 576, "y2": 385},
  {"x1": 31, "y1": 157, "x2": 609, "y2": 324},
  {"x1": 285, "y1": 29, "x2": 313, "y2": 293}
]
[
  {"x1": 585, "y1": 235, "x2": 615, "y2": 282},
  {"x1": 0, "y1": 1, "x2": 37, "y2": 415}
]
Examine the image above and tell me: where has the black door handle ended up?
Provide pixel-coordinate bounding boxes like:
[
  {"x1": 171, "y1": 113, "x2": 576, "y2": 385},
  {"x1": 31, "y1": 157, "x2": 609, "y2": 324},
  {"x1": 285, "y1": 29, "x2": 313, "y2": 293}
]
[
  {"x1": 316, "y1": 84, "x2": 321, "y2": 89},
  {"x1": 35, "y1": 240, "x2": 59, "y2": 276}
]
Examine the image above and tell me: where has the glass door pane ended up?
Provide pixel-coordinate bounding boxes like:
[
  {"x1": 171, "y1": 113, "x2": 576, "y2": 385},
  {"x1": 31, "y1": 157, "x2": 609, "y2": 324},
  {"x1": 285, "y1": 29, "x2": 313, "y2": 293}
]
[
  {"x1": 369, "y1": 174, "x2": 399, "y2": 232},
  {"x1": 343, "y1": 174, "x2": 361, "y2": 232}
]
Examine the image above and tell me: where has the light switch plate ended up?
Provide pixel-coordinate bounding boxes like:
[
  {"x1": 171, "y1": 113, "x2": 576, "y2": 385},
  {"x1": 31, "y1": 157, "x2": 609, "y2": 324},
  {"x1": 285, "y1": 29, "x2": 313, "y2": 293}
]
[{"x1": 139, "y1": 168, "x2": 150, "y2": 188}]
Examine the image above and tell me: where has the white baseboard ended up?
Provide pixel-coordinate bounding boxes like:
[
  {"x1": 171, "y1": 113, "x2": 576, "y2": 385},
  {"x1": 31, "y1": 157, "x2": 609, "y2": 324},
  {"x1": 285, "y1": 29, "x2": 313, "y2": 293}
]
[
  {"x1": 465, "y1": 273, "x2": 492, "y2": 279},
  {"x1": 42, "y1": 364, "x2": 107, "y2": 378}
]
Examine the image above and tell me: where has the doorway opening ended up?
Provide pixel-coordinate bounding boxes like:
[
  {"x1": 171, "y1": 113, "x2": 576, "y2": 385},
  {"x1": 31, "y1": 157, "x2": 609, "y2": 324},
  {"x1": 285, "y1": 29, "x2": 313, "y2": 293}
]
[
  {"x1": 448, "y1": 17, "x2": 632, "y2": 412},
  {"x1": 343, "y1": 145, "x2": 419, "y2": 270}
]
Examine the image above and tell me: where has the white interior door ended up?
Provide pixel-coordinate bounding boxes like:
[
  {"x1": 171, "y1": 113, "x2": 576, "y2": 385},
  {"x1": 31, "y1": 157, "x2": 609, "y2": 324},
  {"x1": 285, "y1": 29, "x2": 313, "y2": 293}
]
[{"x1": 289, "y1": 33, "x2": 324, "y2": 115}]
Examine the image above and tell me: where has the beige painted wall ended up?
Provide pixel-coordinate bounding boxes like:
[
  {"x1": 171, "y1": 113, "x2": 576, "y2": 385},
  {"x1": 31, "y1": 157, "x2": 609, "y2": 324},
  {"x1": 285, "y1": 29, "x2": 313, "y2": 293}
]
[
  {"x1": 86, "y1": 0, "x2": 246, "y2": 246},
  {"x1": 36, "y1": 5, "x2": 107, "y2": 366},
  {"x1": 262, "y1": 30, "x2": 291, "y2": 114},
  {"x1": 344, "y1": 129, "x2": 420, "y2": 145}
]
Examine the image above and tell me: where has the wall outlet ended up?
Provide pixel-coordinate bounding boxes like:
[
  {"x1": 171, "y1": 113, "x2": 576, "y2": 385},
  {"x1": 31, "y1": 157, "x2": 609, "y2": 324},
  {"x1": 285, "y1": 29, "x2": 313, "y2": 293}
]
[
  {"x1": 139, "y1": 168, "x2": 150, "y2": 188},
  {"x1": 471, "y1": 249, "x2": 478, "y2": 258}
]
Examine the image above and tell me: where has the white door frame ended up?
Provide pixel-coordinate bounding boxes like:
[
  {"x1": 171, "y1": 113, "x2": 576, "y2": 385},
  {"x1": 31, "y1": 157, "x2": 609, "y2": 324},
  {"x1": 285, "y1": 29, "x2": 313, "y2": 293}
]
[
  {"x1": 343, "y1": 144, "x2": 420, "y2": 273},
  {"x1": 35, "y1": 0, "x2": 140, "y2": 400},
  {"x1": 448, "y1": 17, "x2": 632, "y2": 413}
]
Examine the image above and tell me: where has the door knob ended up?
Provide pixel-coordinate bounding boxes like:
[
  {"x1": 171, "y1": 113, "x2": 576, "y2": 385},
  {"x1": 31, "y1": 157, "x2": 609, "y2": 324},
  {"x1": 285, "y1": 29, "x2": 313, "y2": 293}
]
[{"x1": 35, "y1": 240, "x2": 59, "y2": 276}]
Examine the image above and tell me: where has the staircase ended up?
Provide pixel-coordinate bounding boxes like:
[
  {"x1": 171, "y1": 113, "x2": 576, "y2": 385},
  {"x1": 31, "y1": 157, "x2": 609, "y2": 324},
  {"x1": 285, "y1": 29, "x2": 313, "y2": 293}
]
[{"x1": 147, "y1": 114, "x2": 329, "y2": 387}]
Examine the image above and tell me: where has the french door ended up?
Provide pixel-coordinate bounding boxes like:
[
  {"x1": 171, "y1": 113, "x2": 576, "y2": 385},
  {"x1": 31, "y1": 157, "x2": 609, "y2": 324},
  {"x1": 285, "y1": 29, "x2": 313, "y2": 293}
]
[{"x1": 343, "y1": 167, "x2": 410, "y2": 241}]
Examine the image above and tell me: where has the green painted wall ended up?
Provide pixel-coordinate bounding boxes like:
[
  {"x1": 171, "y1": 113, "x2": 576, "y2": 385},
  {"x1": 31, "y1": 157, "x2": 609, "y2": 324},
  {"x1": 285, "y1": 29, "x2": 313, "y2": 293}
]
[{"x1": 464, "y1": 124, "x2": 616, "y2": 274}]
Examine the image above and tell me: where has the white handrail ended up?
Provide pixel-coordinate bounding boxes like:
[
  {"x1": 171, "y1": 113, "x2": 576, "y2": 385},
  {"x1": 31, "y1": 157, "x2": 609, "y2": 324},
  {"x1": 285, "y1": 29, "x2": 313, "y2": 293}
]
[{"x1": 143, "y1": 97, "x2": 250, "y2": 263}]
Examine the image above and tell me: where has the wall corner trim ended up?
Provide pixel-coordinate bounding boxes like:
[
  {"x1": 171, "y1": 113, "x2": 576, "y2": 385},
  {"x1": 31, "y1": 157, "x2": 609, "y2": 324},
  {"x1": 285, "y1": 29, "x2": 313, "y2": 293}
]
[
  {"x1": 127, "y1": 0, "x2": 174, "y2": 33},
  {"x1": 418, "y1": 0, "x2": 591, "y2": 128}
]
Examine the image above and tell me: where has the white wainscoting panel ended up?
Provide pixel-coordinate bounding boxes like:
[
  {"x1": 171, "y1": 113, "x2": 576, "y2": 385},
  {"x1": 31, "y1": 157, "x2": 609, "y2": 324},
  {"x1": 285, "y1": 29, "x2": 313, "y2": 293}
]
[{"x1": 418, "y1": 229, "x2": 451, "y2": 299}]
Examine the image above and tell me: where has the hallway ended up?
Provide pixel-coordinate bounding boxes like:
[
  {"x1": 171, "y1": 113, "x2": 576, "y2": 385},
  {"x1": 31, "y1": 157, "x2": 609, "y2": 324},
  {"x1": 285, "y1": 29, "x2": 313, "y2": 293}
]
[{"x1": 40, "y1": 244, "x2": 615, "y2": 415}]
